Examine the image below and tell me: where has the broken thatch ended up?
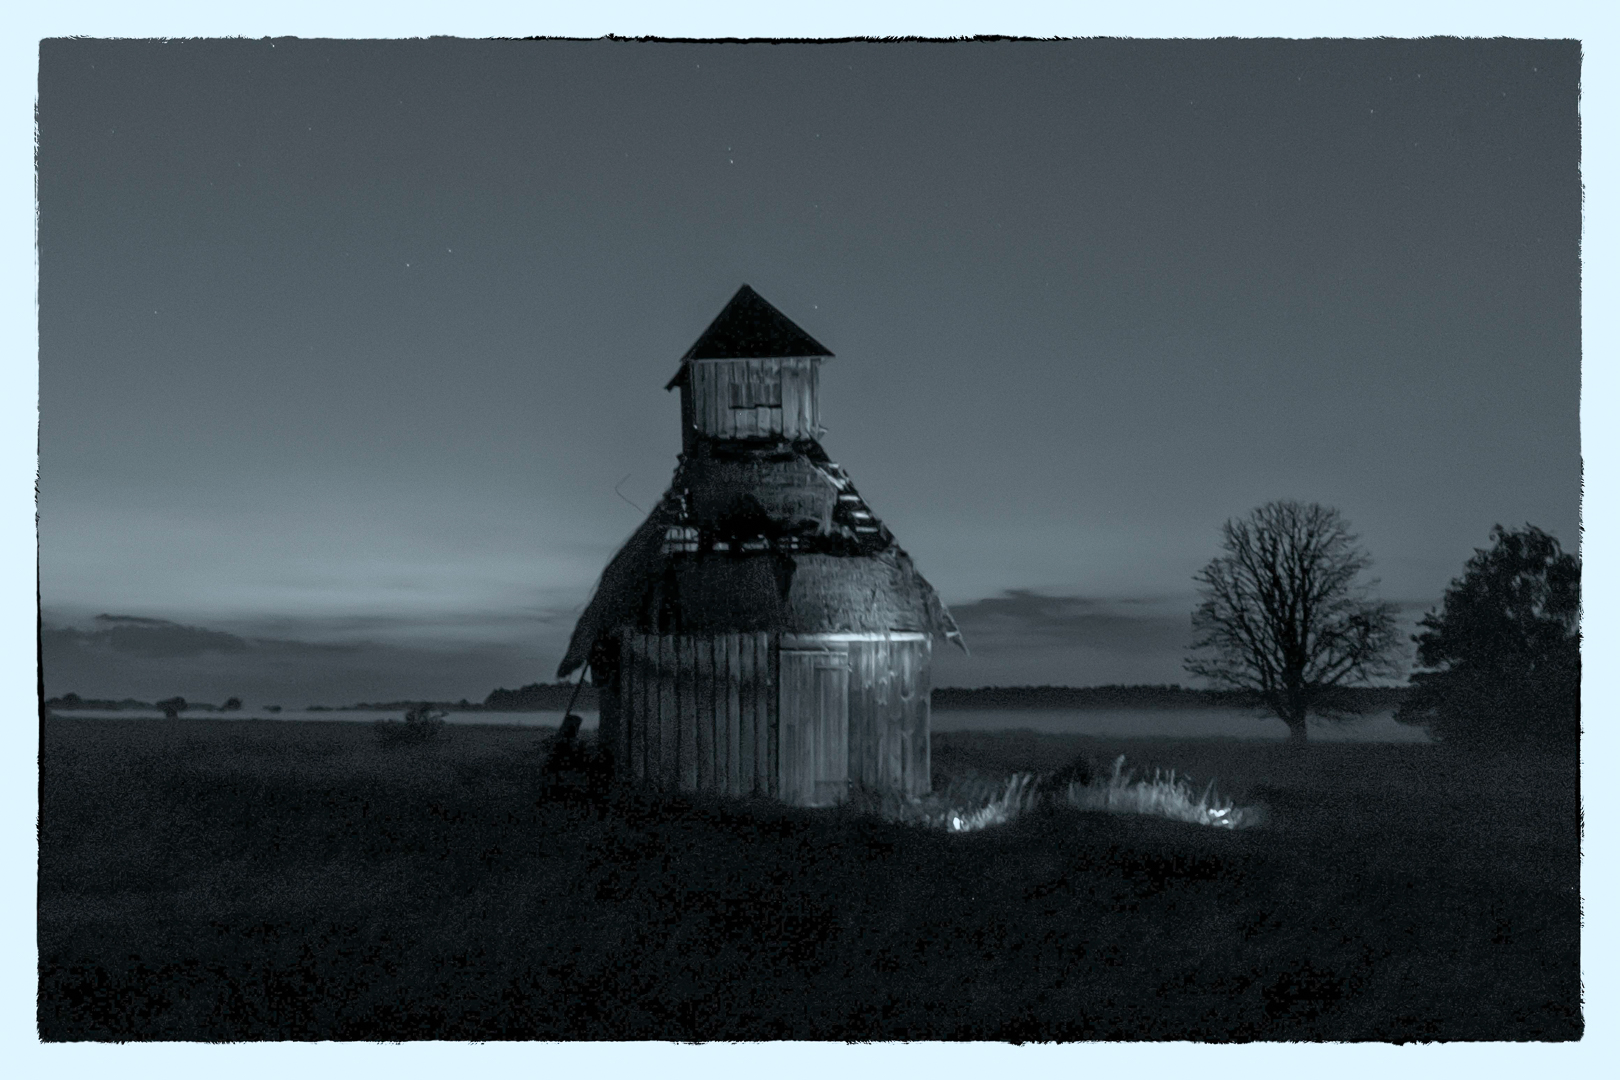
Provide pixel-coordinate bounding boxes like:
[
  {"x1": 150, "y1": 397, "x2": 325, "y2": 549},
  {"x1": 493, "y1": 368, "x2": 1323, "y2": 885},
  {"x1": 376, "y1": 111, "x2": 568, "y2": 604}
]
[{"x1": 558, "y1": 436, "x2": 962, "y2": 678}]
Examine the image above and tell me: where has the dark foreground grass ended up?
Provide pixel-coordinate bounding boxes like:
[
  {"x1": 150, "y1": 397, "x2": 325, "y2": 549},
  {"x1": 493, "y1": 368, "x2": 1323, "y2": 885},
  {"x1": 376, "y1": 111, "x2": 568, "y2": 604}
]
[{"x1": 39, "y1": 717, "x2": 1581, "y2": 1041}]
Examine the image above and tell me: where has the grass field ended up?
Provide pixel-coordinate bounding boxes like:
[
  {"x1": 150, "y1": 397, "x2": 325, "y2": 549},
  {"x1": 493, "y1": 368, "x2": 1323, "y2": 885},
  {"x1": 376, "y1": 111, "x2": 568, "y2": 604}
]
[{"x1": 38, "y1": 716, "x2": 1581, "y2": 1041}]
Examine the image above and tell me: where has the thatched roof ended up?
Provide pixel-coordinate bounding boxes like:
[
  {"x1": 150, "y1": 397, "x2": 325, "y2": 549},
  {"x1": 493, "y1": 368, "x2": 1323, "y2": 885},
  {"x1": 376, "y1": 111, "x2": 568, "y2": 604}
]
[{"x1": 557, "y1": 437, "x2": 963, "y2": 678}]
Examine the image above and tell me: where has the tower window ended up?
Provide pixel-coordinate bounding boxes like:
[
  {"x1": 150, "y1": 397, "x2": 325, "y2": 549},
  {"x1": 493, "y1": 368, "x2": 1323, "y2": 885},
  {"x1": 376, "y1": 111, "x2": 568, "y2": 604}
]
[{"x1": 729, "y1": 375, "x2": 782, "y2": 409}]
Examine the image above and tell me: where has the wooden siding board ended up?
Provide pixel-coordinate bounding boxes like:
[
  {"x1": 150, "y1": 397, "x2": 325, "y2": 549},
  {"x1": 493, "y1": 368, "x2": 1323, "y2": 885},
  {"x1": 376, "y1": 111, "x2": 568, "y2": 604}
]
[
  {"x1": 707, "y1": 636, "x2": 721, "y2": 791},
  {"x1": 640, "y1": 634, "x2": 651, "y2": 785},
  {"x1": 798, "y1": 361, "x2": 812, "y2": 438},
  {"x1": 865, "y1": 638, "x2": 887, "y2": 791},
  {"x1": 638, "y1": 628, "x2": 651, "y2": 780},
  {"x1": 691, "y1": 363, "x2": 704, "y2": 434},
  {"x1": 820, "y1": 652, "x2": 849, "y2": 806},
  {"x1": 679, "y1": 636, "x2": 698, "y2": 791},
  {"x1": 659, "y1": 635, "x2": 678, "y2": 790},
  {"x1": 777, "y1": 651, "x2": 799, "y2": 805},
  {"x1": 764, "y1": 632, "x2": 778, "y2": 800},
  {"x1": 695, "y1": 638, "x2": 712, "y2": 792},
  {"x1": 870, "y1": 639, "x2": 887, "y2": 790},
  {"x1": 846, "y1": 641, "x2": 866, "y2": 791},
  {"x1": 650, "y1": 634, "x2": 662, "y2": 788},
  {"x1": 901, "y1": 638, "x2": 917, "y2": 795},
  {"x1": 781, "y1": 362, "x2": 797, "y2": 439},
  {"x1": 703, "y1": 637, "x2": 716, "y2": 790},
  {"x1": 716, "y1": 635, "x2": 728, "y2": 796},
  {"x1": 811, "y1": 362, "x2": 821, "y2": 435},
  {"x1": 913, "y1": 637, "x2": 933, "y2": 797},
  {"x1": 725, "y1": 635, "x2": 742, "y2": 796},
  {"x1": 644, "y1": 633, "x2": 658, "y2": 784},
  {"x1": 624, "y1": 634, "x2": 638, "y2": 782},
  {"x1": 884, "y1": 638, "x2": 902, "y2": 792},
  {"x1": 740, "y1": 633, "x2": 758, "y2": 795},
  {"x1": 888, "y1": 638, "x2": 907, "y2": 795},
  {"x1": 708, "y1": 361, "x2": 724, "y2": 439},
  {"x1": 643, "y1": 634, "x2": 656, "y2": 788}
]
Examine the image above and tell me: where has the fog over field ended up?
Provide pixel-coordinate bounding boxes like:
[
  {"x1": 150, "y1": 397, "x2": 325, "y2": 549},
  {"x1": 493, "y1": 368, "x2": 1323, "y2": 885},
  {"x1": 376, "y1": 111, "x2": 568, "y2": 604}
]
[{"x1": 38, "y1": 595, "x2": 1438, "y2": 706}]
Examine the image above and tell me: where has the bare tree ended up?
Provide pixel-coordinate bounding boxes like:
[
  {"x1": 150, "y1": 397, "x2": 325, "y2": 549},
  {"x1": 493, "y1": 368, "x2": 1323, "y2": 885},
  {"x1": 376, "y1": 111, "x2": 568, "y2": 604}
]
[{"x1": 1186, "y1": 500, "x2": 1400, "y2": 743}]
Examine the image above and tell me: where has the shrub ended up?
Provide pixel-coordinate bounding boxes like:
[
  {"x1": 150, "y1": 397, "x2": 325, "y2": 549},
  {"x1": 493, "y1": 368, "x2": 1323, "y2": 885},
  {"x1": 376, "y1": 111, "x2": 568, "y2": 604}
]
[
  {"x1": 375, "y1": 705, "x2": 447, "y2": 747},
  {"x1": 1397, "y1": 524, "x2": 1579, "y2": 750}
]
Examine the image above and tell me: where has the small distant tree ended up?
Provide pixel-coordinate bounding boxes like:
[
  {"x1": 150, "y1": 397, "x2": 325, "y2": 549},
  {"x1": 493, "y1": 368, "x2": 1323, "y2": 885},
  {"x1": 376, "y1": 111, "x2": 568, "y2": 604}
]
[
  {"x1": 375, "y1": 703, "x2": 447, "y2": 747},
  {"x1": 155, "y1": 696, "x2": 187, "y2": 720},
  {"x1": 222, "y1": 697, "x2": 243, "y2": 712},
  {"x1": 1186, "y1": 501, "x2": 1401, "y2": 743},
  {"x1": 1397, "y1": 525, "x2": 1579, "y2": 750}
]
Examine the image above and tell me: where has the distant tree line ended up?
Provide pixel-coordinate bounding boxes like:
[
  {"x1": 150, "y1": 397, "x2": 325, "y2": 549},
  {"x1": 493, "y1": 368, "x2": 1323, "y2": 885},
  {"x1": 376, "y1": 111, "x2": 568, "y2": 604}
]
[
  {"x1": 46, "y1": 694, "x2": 242, "y2": 715},
  {"x1": 930, "y1": 684, "x2": 1408, "y2": 712},
  {"x1": 481, "y1": 682, "x2": 599, "y2": 711}
]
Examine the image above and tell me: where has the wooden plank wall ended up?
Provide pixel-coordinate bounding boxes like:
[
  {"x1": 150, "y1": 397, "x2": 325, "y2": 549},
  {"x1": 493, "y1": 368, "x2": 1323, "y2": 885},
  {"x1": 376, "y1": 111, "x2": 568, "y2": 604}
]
[
  {"x1": 847, "y1": 636, "x2": 933, "y2": 798},
  {"x1": 689, "y1": 358, "x2": 820, "y2": 441},
  {"x1": 618, "y1": 631, "x2": 776, "y2": 797},
  {"x1": 617, "y1": 631, "x2": 929, "y2": 802}
]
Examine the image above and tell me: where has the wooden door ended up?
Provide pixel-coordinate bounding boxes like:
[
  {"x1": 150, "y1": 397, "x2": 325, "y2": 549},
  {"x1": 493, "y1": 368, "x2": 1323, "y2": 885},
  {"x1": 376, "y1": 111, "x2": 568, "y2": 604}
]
[{"x1": 778, "y1": 646, "x2": 849, "y2": 807}]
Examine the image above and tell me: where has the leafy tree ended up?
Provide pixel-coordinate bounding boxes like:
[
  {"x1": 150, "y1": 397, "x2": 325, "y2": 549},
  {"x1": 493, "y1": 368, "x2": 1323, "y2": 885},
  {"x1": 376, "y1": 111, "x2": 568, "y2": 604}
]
[
  {"x1": 155, "y1": 696, "x2": 187, "y2": 720},
  {"x1": 222, "y1": 697, "x2": 243, "y2": 711},
  {"x1": 1397, "y1": 525, "x2": 1579, "y2": 749},
  {"x1": 1186, "y1": 500, "x2": 1401, "y2": 743}
]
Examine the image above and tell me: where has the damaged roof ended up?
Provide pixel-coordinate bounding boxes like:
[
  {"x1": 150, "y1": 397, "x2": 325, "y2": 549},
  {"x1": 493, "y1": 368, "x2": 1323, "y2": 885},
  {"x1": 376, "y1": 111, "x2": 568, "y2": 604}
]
[{"x1": 556, "y1": 438, "x2": 963, "y2": 678}]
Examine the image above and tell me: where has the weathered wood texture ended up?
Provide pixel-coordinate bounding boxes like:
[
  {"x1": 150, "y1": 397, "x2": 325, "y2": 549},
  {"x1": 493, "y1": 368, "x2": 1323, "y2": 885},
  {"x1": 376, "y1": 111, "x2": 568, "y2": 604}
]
[
  {"x1": 614, "y1": 630, "x2": 927, "y2": 804},
  {"x1": 618, "y1": 631, "x2": 775, "y2": 795},
  {"x1": 847, "y1": 635, "x2": 932, "y2": 798},
  {"x1": 777, "y1": 644, "x2": 851, "y2": 807},
  {"x1": 688, "y1": 357, "x2": 822, "y2": 441}
]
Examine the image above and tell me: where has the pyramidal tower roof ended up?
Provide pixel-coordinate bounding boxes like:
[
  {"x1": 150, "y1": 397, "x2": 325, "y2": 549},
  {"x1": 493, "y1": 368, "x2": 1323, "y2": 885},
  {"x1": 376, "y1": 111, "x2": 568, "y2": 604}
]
[{"x1": 680, "y1": 285, "x2": 833, "y2": 361}]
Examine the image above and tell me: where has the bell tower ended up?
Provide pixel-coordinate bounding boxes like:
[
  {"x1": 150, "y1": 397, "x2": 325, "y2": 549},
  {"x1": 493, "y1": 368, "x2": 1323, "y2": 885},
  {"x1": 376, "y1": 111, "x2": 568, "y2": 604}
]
[{"x1": 665, "y1": 285, "x2": 833, "y2": 452}]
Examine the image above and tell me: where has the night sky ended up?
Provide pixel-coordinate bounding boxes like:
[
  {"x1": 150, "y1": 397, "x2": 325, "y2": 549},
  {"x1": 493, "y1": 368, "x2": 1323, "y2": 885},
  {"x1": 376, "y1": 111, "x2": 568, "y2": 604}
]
[{"x1": 36, "y1": 37, "x2": 1581, "y2": 703}]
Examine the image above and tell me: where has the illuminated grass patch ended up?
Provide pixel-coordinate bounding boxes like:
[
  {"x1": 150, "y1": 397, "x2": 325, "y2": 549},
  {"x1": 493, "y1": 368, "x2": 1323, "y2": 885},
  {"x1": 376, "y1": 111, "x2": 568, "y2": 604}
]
[
  {"x1": 875, "y1": 754, "x2": 1263, "y2": 833},
  {"x1": 1065, "y1": 754, "x2": 1263, "y2": 829}
]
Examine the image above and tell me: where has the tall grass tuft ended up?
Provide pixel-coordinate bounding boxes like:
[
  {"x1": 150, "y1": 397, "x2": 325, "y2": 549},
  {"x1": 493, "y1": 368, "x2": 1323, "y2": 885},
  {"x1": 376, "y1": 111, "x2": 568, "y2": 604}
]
[
  {"x1": 1065, "y1": 754, "x2": 1262, "y2": 829},
  {"x1": 869, "y1": 772, "x2": 1041, "y2": 832},
  {"x1": 875, "y1": 755, "x2": 1262, "y2": 834},
  {"x1": 946, "y1": 773, "x2": 1038, "y2": 832}
]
